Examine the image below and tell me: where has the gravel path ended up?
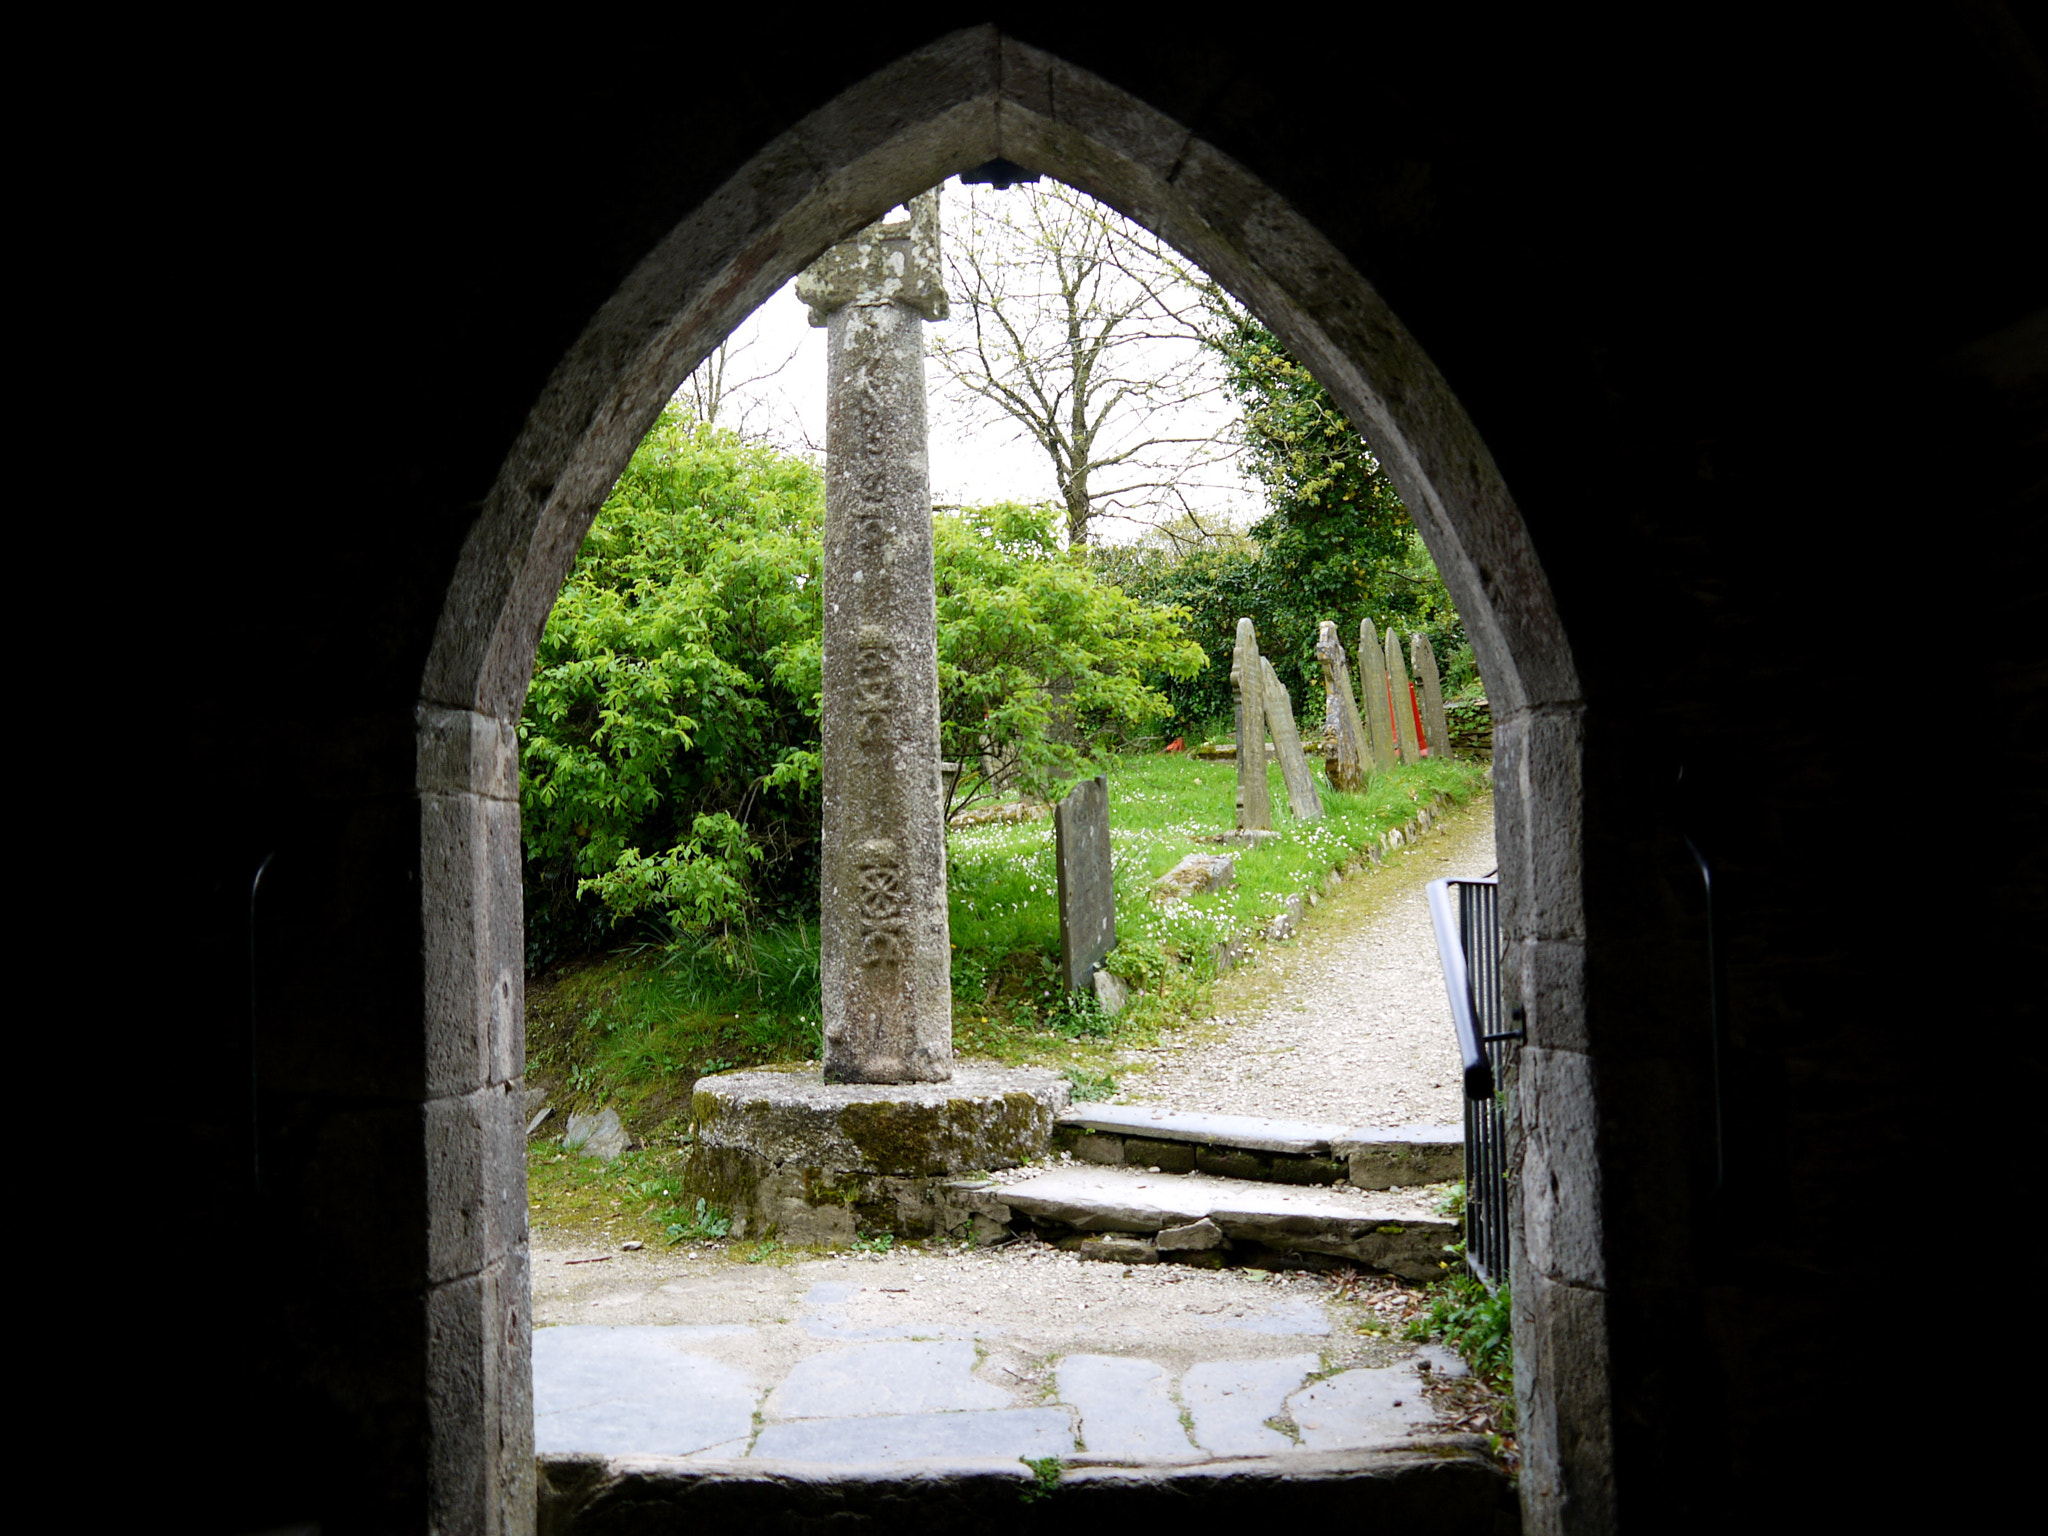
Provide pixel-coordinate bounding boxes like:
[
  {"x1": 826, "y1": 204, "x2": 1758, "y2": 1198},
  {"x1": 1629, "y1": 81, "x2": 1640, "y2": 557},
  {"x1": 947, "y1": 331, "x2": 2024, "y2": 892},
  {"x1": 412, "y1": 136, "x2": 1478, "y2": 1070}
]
[{"x1": 1117, "y1": 793, "x2": 1495, "y2": 1130}]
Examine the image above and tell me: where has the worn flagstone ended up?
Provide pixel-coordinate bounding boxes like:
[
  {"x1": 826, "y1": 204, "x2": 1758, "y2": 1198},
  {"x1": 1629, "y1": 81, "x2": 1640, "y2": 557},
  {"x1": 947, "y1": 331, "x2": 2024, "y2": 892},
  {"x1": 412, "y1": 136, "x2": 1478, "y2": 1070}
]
[
  {"x1": 533, "y1": 1326, "x2": 757, "y2": 1457},
  {"x1": 1182, "y1": 1353, "x2": 1321, "y2": 1456},
  {"x1": 1056, "y1": 1355, "x2": 1197, "y2": 1459},
  {"x1": 1230, "y1": 618, "x2": 1272, "y2": 831},
  {"x1": 751, "y1": 1408, "x2": 1074, "y2": 1464},
  {"x1": 766, "y1": 1340, "x2": 1009, "y2": 1420},
  {"x1": 1261, "y1": 658, "x2": 1324, "y2": 821},
  {"x1": 1288, "y1": 1367, "x2": 1436, "y2": 1449}
]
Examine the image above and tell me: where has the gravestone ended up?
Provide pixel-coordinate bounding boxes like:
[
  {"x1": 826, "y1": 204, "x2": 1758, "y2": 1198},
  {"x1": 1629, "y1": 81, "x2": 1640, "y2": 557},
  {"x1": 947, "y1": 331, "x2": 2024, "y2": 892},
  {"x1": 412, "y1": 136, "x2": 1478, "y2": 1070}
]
[
  {"x1": 1316, "y1": 620, "x2": 1370, "y2": 792},
  {"x1": 799, "y1": 191, "x2": 953, "y2": 1084},
  {"x1": 1410, "y1": 633, "x2": 1452, "y2": 763},
  {"x1": 1261, "y1": 658, "x2": 1324, "y2": 821},
  {"x1": 1358, "y1": 618, "x2": 1398, "y2": 773},
  {"x1": 1383, "y1": 626, "x2": 1418, "y2": 764},
  {"x1": 1230, "y1": 618, "x2": 1273, "y2": 831},
  {"x1": 1055, "y1": 775, "x2": 1116, "y2": 992}
]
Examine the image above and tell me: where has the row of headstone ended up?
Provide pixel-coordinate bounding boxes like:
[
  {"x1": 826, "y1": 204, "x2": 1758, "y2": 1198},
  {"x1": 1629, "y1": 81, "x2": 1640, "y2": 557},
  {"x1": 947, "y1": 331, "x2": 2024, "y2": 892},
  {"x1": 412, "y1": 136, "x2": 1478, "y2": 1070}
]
[
  {"x1": 1228, "y1": 618, "x2": 1324, "y2": 831},
  {"x1": 1319, "y1": 618, "x2": 1456, "y2": 778}
]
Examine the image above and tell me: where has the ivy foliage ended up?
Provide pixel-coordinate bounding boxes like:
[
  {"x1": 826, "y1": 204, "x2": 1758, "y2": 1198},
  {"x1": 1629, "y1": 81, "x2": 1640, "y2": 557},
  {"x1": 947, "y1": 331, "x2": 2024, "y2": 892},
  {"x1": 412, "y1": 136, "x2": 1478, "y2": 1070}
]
[{"x1": 520, "y1": 412, "x2": 1205, "y2": 960}]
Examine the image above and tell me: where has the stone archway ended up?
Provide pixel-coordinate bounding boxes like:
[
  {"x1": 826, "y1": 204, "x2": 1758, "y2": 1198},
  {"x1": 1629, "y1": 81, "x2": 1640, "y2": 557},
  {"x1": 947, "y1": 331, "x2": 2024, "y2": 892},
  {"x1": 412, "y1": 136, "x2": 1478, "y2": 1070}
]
[{"x1": 417, "y1": 26, "x2": 1595, "y2": 1532}]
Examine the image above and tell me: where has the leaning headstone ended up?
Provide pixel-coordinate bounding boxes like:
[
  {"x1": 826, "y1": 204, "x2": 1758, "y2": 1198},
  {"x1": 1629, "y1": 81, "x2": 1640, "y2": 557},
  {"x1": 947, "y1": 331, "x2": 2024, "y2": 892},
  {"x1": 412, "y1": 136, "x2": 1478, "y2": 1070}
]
[
  {"x1": 1317, "y1": 620, "x2": 1370, "y2": 792},
  {"x1": 1230, "y1": 618, "x2": 1273, "y2": 831},
  {"x1": 1384, "y1": 627, "x2": 1419, "y2": 765},
  {"x1": 1260, "y1": 658, "x2": 1324, "y2": 821},
  {"x1": 1358, "y1": 618, "x2": 1398, "y2": 773},
  {"x1": 800, "y1": 191, "x2": 953, "y2": 1084},
  {"x1": 1055, "y1": 775, "x2": 1116, "y2": 993},
  {"x1": 1411, "y1": 633, "x2": 1452, "y2": 762}
]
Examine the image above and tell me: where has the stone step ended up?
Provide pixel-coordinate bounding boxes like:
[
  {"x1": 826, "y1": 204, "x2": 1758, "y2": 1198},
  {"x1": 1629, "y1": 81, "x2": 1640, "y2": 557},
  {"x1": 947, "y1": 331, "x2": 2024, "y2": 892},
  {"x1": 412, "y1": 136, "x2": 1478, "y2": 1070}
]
[
  {"x1": 965, "y1": 1164, "x2": 1460, "y2": 1281},
  {"x1": 1054, "y1": 1104, "x2": 1462, "y2": 1190}
]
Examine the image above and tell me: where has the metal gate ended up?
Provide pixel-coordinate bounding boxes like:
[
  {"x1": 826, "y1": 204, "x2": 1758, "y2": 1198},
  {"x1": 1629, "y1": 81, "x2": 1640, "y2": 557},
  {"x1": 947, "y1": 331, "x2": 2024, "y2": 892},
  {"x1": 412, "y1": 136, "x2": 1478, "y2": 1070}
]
[{"x1": 1427, "y1": 876, "x2": 1517, "y2": 1286}]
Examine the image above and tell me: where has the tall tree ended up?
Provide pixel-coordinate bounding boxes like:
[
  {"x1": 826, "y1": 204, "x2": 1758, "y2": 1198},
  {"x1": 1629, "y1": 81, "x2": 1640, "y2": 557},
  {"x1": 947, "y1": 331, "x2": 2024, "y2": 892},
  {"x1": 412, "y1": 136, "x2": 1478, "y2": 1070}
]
[
  {"x1": 932, "y1": 181, "x2": 1238, "y2": 546},
  {"x1": 1205, "y1": 305, "x2": 1471, "y2": 704}
]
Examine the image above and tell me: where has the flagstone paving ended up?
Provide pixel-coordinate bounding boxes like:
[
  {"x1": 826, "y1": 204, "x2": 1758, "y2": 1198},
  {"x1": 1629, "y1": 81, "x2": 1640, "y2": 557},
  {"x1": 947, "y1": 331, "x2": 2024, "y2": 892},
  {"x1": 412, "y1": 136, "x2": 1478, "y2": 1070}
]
[
  {"x1": 532, "y1": 787, "x2": 1493, "y2": 1468},
  {"x1": 533, "y1": 1235, "x2": 1467, "y2": 1465}
]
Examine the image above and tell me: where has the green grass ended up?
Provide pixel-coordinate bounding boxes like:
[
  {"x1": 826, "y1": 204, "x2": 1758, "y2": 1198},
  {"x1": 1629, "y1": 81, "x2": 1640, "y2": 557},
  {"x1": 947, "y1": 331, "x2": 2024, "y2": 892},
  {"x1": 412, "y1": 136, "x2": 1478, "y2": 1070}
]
[
  {"x1": 950, "y1": 751, "x2": 1485, "y2": 1009},
  {"x1": 526, "y1": 749, "x2": 1487, "y2": 1150},
  {"x1": 527, "y1": 1142, "x2": 701, "y2": 1248}
]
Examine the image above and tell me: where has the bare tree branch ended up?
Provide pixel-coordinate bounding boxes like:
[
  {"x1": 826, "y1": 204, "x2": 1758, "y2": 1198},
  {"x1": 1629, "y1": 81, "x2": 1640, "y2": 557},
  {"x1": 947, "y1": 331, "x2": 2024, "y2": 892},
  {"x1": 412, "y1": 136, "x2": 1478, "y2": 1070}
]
[{"x1": 931, "y1": 181, "x2": 1243, "y2": 546}]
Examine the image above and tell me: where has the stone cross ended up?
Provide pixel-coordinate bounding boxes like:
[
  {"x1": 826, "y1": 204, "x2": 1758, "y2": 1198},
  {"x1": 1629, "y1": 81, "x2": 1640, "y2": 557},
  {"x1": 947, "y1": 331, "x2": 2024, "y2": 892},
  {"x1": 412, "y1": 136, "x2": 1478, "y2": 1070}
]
[
  {"x1": 1411, "y1": 633, "x2": 1452, "y2": 763},
  {"x1": 1229, "y1": 618, "x2": 1273, "y2": 831},
  {"x1": 1261, "y1": 657, "x2": 1324, "y2": 821},
  {"x1": 1358, "y1": 618, "x2": 1398, "y2": 773},
  {"x1": 1055, "y1": 775, "x2": 1116, "y2": 992},
  {"x1": 1384, "y1": 625, "x2": 1419, "y2": 765},
  {"x1": 1316, "y1": 620, "x2": 1370, "y2": 792},
  {"x1": 799, "y1": 192, "x2": 953, "y2": 1084}
]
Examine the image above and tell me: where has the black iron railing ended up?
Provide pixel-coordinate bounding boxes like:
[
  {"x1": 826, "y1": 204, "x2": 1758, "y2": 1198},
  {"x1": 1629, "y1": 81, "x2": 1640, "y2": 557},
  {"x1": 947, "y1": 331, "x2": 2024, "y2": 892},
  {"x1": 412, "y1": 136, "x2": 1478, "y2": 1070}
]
[{"x1": 1427, "y1": 876, "x2": 1519, "y2": 1286}]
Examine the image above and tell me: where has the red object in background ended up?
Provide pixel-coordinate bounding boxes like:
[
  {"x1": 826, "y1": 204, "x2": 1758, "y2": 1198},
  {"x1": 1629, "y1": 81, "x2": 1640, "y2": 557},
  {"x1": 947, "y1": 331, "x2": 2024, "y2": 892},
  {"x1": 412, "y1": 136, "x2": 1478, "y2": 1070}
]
[
  {"x1": 1164, "y1": 737, "x2": 1185, "y2": 753},
  {"x1": 1410, "y1": 683, "x2": 1429, "y2": 757}
]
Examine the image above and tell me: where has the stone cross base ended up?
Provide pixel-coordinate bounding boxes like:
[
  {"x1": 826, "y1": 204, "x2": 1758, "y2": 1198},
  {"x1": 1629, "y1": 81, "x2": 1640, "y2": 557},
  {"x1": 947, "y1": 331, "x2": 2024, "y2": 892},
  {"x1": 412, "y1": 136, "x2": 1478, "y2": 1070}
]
[{"x1": 684, "y1": 1066, "x2": 1071, "y2": 1244}]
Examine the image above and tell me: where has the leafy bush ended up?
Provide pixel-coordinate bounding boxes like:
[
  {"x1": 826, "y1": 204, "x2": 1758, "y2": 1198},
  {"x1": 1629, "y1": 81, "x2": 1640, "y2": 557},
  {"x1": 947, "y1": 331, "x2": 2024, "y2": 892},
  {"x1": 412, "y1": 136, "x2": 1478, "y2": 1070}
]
[
  {"x1": 935, "y1": 501, "x2": 1206, "y2": 815},
  {"x1": 522, "y1": 416, "x2": 1208, "y2": 959},
  {"x1": 521, "y1": 410, "x2": 825, "y2": 963},
  {"x1": 1408, "y1": 1272, "x2": 1513, "y2": 1387}
]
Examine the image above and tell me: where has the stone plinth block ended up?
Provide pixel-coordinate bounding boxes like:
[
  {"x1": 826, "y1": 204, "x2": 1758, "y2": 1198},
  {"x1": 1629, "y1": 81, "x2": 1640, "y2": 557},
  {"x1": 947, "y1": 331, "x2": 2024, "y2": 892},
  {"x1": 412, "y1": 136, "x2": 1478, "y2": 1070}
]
[
  {"x1": 1056, "y1": 774, "x2": 1115, "y2": 992},
  {"x1": 685, "y1": 1066, "x2": 1070, "y2": 1244}
]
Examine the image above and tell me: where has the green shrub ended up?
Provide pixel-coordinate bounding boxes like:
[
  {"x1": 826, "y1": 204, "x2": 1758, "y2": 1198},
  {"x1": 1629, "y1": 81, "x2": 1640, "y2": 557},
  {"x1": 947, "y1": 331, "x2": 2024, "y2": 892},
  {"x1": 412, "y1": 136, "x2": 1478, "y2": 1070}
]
[
  {"x1": 521, "y1": 418, "x2": 1205, "y2": 961},
  {"x1": 1407, "y1": 1272, "x2": 1513, "y2": 1387}
]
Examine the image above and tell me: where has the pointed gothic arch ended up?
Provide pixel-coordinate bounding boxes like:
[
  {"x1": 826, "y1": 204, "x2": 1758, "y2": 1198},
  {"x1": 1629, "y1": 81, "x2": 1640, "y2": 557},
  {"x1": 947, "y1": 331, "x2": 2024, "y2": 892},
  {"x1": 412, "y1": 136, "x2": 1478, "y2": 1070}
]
[{"x1": 416, "y1": 27, "x2": 1599, "y2": 1530}]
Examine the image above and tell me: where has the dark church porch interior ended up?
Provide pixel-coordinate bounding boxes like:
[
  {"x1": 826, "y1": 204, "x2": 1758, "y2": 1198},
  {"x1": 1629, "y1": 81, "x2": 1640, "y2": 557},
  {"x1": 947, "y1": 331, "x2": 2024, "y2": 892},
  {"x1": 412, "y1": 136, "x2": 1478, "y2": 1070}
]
[{"x1": 131, "y1": 12, "x2": 2042, "y2": 1533}]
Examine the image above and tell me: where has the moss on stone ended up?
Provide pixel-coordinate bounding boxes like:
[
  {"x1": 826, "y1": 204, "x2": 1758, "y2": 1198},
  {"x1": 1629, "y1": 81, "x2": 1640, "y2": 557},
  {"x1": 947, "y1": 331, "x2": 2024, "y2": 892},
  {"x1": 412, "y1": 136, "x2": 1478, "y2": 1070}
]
[{"x1": 802, "y1": 1169, "x2": 863, "y2": 1208}]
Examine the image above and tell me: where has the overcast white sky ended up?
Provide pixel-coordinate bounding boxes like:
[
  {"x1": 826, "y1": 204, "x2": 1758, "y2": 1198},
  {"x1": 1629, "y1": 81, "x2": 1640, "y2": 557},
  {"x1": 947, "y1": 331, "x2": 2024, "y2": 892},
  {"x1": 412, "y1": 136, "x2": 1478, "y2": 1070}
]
[{"x1": 680, "y1": 177, "x2": 1261, "y2": 545}]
